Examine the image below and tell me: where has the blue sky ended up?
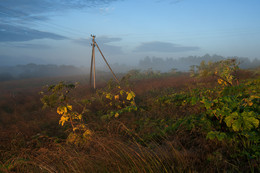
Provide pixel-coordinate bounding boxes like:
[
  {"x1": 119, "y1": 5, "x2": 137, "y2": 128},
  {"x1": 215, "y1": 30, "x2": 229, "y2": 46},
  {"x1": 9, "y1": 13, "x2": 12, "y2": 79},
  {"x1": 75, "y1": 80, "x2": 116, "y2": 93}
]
[{"x1": 0, "y1": 0, "x2": 259, "y2": 66}]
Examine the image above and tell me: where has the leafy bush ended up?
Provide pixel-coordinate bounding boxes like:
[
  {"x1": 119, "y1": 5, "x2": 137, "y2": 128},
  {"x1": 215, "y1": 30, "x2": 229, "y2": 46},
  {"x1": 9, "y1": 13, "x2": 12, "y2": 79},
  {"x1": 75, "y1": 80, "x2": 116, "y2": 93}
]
[
  {"x1": 190, "y1": 59, "x2": 239, "y2": 86},
  {"x1": 40, "y1": 82, "x2": 91, "y2": 145},
  {"x1": 40, "y1": 80, "x2": 137, "y2": 145},
  {"x1": 188, "y1": 60, "x2": 260, "y2": 158}
]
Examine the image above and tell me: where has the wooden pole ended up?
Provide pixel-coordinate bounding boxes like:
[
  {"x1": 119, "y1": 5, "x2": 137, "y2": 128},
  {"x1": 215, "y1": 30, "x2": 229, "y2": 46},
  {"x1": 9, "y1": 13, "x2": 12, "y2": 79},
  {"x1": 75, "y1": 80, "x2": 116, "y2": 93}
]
[
  {"x1": 89, "y1": 39, "x2": 94, "y2": 87},
  {"x1": 95, "y1": 42, "x2": 120, "y2": 84},
  {"x1": 89, "y1": 35, "x2": 97, "y2": 89},
  {"x1": 92, "y1": 35, "x2": 96, "y2": 89},
  {"x1": 89, "y1": 35, "x2": 119, "y2": 89},
  {"x1": 93, "y1": 47, "x2": 96, "y2": 89}
]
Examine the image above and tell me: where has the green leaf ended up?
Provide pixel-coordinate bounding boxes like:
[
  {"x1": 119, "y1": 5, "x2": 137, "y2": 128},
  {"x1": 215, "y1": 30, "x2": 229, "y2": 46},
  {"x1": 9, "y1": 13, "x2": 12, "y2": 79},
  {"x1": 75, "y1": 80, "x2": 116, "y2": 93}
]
[
  {"x1": 191, "y1": 97, "x2": 197, "y2": 105},
  {"x1": 232, "y1": 119, "x2": 242, "y2": 132},
  {"x1": 224, "y1": 112, "x2": 238, "y2": 127},
  {"x1": 204, "y1": 100, "x2": 212, "y2": 110},
  {"x1": 216, "y1": 132, "x2": 227, "y2": 141},
  {"x1": 243, "y1": 117, "x2": 259, "y2": 130},
  {"x1": 207, "y1": 131, "x2": 217, "y2": 140}
]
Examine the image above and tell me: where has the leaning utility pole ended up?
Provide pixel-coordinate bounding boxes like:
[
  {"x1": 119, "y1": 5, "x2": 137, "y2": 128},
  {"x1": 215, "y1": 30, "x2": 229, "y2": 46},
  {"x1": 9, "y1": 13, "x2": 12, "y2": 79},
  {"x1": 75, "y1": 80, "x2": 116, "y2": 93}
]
[
  {"x1": 89, "y1": 35, "x2": 95, "y2": 88},
  {"x1": 89, "y1": 35, "x2": 119, "y2": 89}
]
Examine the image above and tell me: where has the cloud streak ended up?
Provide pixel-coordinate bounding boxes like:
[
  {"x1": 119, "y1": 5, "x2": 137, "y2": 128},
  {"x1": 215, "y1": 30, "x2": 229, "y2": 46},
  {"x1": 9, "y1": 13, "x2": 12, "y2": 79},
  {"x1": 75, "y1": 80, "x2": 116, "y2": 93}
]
[
  {"x1": 0, "y1": 0, "x2": 119, "y2": 42},
  {"x1": 0, "y1": 24, "x2": 66, "y2": 42},
  {"x1": 0, "y1": 0, "x2": 119, "y2": 22},
  {"x1": 133, "y1": 41, "x2": 200, "y2": 53}
]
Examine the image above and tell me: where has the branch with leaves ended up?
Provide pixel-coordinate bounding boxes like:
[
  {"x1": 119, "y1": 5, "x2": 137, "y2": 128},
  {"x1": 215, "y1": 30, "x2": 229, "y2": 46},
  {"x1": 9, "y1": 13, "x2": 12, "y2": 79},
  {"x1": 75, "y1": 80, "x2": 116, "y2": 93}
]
[{"x1": 190, "y1": 59, "x2": 240, "y2": 87}]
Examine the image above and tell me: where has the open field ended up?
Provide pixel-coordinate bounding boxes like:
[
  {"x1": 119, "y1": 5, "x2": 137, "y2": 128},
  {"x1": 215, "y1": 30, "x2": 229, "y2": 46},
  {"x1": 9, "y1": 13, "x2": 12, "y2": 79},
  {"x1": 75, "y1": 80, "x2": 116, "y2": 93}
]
[{"x1": 0, "y1": 67, "x2": 259, "y2": 172}]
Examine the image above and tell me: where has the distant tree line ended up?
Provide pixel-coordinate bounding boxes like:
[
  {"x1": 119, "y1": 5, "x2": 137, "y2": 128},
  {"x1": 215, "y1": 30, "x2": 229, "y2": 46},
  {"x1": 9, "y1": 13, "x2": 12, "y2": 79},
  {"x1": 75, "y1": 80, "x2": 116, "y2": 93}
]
[
  {"x1": 0, "y1": 54, "x2": 259, "y2": 82},
  {"x1": 138, "y1": 54, "x2": 260, "y2": 72}
]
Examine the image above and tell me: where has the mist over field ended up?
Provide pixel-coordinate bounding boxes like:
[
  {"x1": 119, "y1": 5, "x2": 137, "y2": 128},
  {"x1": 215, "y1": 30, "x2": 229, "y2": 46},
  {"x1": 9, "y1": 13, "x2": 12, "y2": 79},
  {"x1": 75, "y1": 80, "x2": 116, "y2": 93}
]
[{"x1": 0, "y1": 54, "x2": 259, "y2": 82}]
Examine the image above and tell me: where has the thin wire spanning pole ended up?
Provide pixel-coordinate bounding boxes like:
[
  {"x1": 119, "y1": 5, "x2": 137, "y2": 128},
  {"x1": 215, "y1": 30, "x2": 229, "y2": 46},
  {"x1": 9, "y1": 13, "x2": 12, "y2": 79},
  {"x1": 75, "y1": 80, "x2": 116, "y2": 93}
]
[{"x1": 95, "y1": 42, "x2": 120, "y2": 84}]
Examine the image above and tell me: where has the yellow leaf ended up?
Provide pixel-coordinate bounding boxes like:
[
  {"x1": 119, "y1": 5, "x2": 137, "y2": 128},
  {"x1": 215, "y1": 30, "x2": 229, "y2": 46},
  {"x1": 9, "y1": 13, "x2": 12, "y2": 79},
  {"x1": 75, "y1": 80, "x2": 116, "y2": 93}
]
[
  {"x1": 73, "y1": 127, "x2": 79, "y2": 131},
  {"x1": 250, "y1": 95, "x2": 260, "y2": 99},
  {"x1": 115, "y1": 113, "x2": 119, "y2": 118},
  {"x1": 114, "y1": 95, "x2": 119, "y2": 100},
  {"x1": 120, "y1": 90, "x2": 124, "y2": 95},
  {"x1": 83, "y1": 129, "x2": 92, "y2": 140},
  {"x1": 57, "y1": 108, "x2": 62, "y2": 114},
  {"x1": 84, "y1": 129, "x2": 92, "y2": 136},
  {"x1": 218, "y1": 79, "x2": 223, "y2": 85},
  {"x1": 127, "y1": 91, "x2": 135, "y2": 100},
  {"x1": 57, "y1": 106, "x2": 67, "y2": 115},
  {"x1": 79, "y1": 114, "x2": 82, "y2": 120},
  {"x1": 59, "y1": 115, "x2": 69, "y2": 126},
  {"x1": 106, "y1": 93, "x2": 112, "y2": 100},
  {"x1": 67, "y1": 104, "x2": 72, "y2": 111}
]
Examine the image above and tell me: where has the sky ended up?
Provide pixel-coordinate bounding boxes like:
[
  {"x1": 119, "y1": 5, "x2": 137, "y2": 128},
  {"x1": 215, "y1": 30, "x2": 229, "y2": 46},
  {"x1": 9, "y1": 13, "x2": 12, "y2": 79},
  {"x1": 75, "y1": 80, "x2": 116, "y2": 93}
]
[{"x1": 0, "y1": 0, "x2": 260, "y2": 66}]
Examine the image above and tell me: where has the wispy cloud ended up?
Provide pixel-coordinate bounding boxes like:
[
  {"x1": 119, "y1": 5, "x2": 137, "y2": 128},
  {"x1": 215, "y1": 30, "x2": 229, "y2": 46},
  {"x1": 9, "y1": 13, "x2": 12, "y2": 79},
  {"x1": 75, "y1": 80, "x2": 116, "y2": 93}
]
[
  {"x1": 99, "y1": 7, "x2": 115, "y2": 14},
  {"x1": 0, "y1": 24, "x2": 66, "y2": 42},
  {"x1": 133, "y1": 41, "x2": 200, "y2": 52},
  {"x1": 0, "y1": 0, "x2": 119, "y2": 23},
  {"x1": 0, "y1": 0, "x2": 119, "y2": 42}
]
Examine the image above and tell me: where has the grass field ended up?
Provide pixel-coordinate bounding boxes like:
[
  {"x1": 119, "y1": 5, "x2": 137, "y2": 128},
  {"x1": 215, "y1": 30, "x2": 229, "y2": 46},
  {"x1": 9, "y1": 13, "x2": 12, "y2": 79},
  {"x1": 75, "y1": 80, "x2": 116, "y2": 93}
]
[{"x1": 0, "y1": 67, "x2": 259, "y2": 172}]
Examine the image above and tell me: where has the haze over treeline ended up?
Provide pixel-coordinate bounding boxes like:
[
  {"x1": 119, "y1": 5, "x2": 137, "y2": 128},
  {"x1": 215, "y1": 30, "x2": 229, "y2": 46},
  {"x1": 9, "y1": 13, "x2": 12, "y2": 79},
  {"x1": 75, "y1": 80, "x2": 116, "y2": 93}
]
[{"x1": 0, "y1": 54, "x2": 259, "y2": 82}]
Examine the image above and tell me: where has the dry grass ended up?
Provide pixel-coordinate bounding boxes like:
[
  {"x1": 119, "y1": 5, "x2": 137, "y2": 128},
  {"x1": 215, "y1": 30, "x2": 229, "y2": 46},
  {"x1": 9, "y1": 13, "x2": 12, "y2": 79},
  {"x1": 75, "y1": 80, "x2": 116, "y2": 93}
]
[
  {"x1": 1, "y1": 123, "x2": 191, "y2": 173},
  {"x1": 0, "y1": 71, "x2": 257, "y2": 172}
]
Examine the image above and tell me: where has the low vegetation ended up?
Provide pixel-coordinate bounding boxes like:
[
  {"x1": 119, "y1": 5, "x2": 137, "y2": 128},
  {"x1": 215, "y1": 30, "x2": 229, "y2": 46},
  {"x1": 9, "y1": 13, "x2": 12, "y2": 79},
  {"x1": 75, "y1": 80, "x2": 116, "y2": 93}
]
[{"x1": 0, "y1": 59, "x2": 259, "y2": 172}]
